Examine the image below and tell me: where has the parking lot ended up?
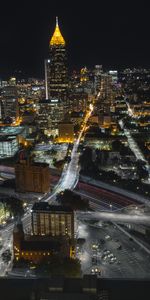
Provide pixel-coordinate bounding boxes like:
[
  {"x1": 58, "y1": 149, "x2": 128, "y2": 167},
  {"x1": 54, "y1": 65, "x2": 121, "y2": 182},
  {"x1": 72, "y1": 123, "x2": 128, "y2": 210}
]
[{"x1": 76, "y1": 219, "x2": 150, "y2": 278}]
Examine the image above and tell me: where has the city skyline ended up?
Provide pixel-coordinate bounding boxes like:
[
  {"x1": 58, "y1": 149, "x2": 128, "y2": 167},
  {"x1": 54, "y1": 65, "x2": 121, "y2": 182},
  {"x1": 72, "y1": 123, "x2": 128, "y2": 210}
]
[
  {"x1": 0, "y1": 1, "x2": 150, "y2": 296},
  {"x1": 0, "y1": 0, "x2": 149, "y2": 78}
]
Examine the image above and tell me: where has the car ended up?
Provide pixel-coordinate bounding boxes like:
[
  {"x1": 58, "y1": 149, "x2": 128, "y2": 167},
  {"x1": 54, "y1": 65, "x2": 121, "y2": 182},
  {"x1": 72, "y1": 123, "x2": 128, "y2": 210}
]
[
  {"x1": 92, "y1": 257, "x2": 97, "y2": 264},
  {"x1": 105, "y1": 235, "x2": 111, "y2": 240},
  {"x1": 99, "y1": 239, "x2": 105, "y2": 244},
  {"x1": 2, "y1": 249, "x2": 11, "y2": 258},
  {"x1": 111, "y1": 257, "x2": 117, "y2": 261},
  {"x1": 92, "y1": 243, "x2": 98, "y2": 249},
  {"x1": 102, "y1": 255, "x2": 107, "y2": 260},
  {"x1": 117, "y1": 245, "x2": 122, "y2": 250},
  {"x1": 104, "y1": 250, "x2": 110, "y2": 255},
  {"x1": 91, "y1": 267, "x2": 101, "y2": 275}
]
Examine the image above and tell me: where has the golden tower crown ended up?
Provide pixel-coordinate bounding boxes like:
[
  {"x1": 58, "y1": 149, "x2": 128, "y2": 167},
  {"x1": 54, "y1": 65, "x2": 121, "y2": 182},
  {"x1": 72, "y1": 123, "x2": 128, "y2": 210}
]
[{"x1": 50, "y1": 16, "x2": 65, "y2": 46}]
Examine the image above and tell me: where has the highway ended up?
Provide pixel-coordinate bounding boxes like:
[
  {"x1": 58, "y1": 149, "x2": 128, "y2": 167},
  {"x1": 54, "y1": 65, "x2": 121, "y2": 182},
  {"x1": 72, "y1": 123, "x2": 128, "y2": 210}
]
[
  {"x1": 0, "y1": 103, "x2": 150, "y2": 277},
  {"x1": 79, "y1": 176, "x2": 150, "y2": 206},
  {"x1": 0, "y1": 106, "x2": 93, "y2": 277},
  {"x1": 78, "y1": 210, "x2": 150, "y2": 225},
  {"x1": 41, "y1": 106, "x2": 93, "y2": 202}
]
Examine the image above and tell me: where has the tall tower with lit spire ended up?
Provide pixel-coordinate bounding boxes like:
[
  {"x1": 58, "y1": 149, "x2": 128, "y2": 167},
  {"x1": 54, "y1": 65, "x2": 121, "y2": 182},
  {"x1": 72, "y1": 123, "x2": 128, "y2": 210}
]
[{"x1": 46, "y1": 17, "x2": 68, "y2": 101}]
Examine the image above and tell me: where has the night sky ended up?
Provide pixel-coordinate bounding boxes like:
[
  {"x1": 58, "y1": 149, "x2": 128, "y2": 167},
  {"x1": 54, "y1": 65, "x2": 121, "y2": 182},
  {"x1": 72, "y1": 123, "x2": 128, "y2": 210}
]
[{"x1": 0, "y1": 0, "x2": 149, "y2": 78}]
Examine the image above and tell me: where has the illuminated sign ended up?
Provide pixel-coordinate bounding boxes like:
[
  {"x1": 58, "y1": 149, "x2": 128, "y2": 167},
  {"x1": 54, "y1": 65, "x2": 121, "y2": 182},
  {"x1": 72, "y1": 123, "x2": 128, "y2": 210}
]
[{"x1": 51, "y1": 99, "x2": 58, "y2": 102}]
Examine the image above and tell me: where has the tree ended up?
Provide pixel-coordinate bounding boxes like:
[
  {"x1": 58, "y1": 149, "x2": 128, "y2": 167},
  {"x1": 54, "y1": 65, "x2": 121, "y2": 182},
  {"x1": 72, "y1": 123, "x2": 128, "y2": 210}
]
[
  {"x1": 0, "y1": 196, "x2": 24, "y2": 218},
  {"x1": 79, "y1": 147, "x2": 98, "y2": 176},
  {"x1": 74, "y1": 124, "x2": 80, "y2": 133},
  {"x1": 53, "y1": 159, "x2": 65, "y2": 170},
  {"x1": 111, "y1": 140, "x2": 122, "y2": 152},
  {"x1": 8, "y1": 197, "x2": 24, "y2": 217},
  {"x1": 135, "y1": 160, "x2": 149, "y2": 180},
  {"x1": 56, "y1": 189, "x2": 89, "y2": 211}
]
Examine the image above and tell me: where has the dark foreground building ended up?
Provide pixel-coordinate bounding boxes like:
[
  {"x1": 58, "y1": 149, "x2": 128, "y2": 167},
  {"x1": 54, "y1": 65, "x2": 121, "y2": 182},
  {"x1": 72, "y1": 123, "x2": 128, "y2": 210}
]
[{"x1": 0, "y1": 276, "x2": 150, "y2": 300}]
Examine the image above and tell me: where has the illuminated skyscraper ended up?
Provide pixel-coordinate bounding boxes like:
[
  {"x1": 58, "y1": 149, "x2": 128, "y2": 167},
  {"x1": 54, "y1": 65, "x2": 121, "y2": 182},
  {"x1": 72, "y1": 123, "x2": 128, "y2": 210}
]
[{"x1": 46, "y1": 17, "x2": 68, "y2": 101}]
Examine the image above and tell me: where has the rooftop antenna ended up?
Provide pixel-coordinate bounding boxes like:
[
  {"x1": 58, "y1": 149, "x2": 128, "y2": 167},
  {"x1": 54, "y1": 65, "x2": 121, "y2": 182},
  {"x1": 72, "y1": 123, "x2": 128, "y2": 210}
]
[{"x1": 56, "y1": 16, "x2": 59, "y2": 26}]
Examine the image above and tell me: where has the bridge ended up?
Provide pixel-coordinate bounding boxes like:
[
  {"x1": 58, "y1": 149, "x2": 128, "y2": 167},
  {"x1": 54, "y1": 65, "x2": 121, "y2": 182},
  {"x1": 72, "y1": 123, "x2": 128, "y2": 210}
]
[{"x1": 77, "y1": 210, "x2": 150, "y2": 225}]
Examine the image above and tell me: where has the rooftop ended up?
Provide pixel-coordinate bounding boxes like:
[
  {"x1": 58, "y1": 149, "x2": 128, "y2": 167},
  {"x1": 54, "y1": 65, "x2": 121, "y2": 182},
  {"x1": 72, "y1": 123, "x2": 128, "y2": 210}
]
[
  {"x1": 32, "y1": 202, "x2": 73, "y2": 213},
  {"x1": 50, "y1": 17, "x2": 65, "y2": 46},
  {"x1": 0, "y1": 135, "x2": 17, "y2": 142},
  {"x1": 0, "y1": 126, "x2": 26, "y2": 136},
  {"x1": 21, "y1": 239, "x2": 61, "y2": 252},
  {"x1": 16, "y1": 160, "x2": 49, "y2": 168}
]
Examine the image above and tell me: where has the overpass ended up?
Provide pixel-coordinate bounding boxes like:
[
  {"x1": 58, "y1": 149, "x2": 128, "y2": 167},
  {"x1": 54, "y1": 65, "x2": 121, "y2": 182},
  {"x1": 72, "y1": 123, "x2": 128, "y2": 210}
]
[
  {"x1": 77, "y1": 210, "x2": 150, "y2": 225},
  {"x1": 78, "y1": 175, "x2": 150, "y2": 207}
]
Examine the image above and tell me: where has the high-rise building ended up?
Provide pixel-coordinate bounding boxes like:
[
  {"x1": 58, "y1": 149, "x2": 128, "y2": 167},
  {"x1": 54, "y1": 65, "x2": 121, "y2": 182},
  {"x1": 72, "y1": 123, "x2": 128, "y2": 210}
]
[
  {"x1": 0, "y1": 136, "x2": 19, "y2": 158},
  {"x1": 94, "y1": 65, "x2": 103, "y2": 95},
  {"x1": 108, "y1": 70, "x2": 118, "y2": 84},
  {"x1": 31, "y1": 202, "x2": 74, "y2": 239},
  {"x1": 42, "y1": 17, "x2": 68, "y2": 134},
  {"x1": 36, "y1": 98, "x2": 64, "y2": 135},
  {"x1": 46, "y1": 17, "x2": 68, "y2": 101},
  {"x1": 0, "y1": 86, "x2": 19, "y2": 123}
]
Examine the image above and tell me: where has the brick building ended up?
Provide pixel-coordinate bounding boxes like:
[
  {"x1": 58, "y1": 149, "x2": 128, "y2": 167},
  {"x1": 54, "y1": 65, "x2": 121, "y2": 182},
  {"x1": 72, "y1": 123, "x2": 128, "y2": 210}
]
[{"x1": 15, "y1": 159, "x2": 50, "y2": 193}]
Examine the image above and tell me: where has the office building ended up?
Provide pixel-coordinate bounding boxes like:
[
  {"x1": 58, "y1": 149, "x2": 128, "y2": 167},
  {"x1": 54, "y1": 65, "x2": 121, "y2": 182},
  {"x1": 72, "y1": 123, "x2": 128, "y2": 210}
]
[
  {"x1": 36, "y1": 98, "x2": 64, "y2": 135},
  {"x1": 15, "y1": 159, "x2": 50, "y2": 193},
  {"x1": 58, "y1": 121, "x2": 74, "y2": 143},
  {"x1": 69, "y1": 91, "x2": 88, "y2": 112},
  {"x1": 0, "y1": 86, "x2": 19, "y2": 123},
  {"x1": 46, "y1": 17, "x2": 68, "y2": 101},
  {"x1": 31, "y1": 202, "x2": 74, "y2": 239},
  {"x1": 108, "y1": 70, "x2": 118, "y2": 84},
  {"x1": 94, "y1": 65, "x2": 103, "y2": 94},
  {"x1": 13, "y1": 221, "x2": 70, "y2": 264},
  {"x1": 100, "y1": 73, "x2": 112, "y2": 101},
  {"x1": 0, "y1": 136, "x2": 19, "y2": 158}
]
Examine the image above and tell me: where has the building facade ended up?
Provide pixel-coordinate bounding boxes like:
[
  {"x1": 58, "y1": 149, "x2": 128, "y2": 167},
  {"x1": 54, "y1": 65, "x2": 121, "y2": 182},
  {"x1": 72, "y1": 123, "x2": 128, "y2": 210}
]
[
  {"x1": 13, "y1": 221, "x2": 70, "y2": 264},
  {"x1": 0, "y1": 136, "x2": 19, "y2": 158},
  {"x1": 15, "y1": 160, "x2": 50, "y2": 193},
  {"x1": 36, "y1": 99, "x2": 64, "y2": 135},
  {"x1": 0, "y1": 86, "x2": 19, "y2": 123},
  {"x1": 43, "y1": 18, "x2": 68, "y2": 134},
  {"x1": 31, "y1": 202, "x2": 74, "y2": 239},
  {"x1": 58, "y1": 122, "x2": 74, "y2": 143},
  {"x1": 46, "y1": 17, "x2": 68, "y2": 101}
]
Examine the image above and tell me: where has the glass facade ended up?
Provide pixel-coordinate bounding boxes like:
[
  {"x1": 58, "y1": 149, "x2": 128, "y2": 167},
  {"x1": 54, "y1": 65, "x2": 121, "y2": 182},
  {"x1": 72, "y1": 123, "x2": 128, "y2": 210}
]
[{"x1": 0, "y1": 137, "x2": 18, "y2": 158}]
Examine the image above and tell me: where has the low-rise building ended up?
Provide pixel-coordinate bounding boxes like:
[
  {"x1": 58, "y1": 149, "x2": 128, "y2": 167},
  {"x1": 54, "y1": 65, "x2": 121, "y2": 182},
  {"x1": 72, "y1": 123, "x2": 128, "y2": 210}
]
[{"x1": 13, "y1": 222, "x2": 70, "y2": 264}]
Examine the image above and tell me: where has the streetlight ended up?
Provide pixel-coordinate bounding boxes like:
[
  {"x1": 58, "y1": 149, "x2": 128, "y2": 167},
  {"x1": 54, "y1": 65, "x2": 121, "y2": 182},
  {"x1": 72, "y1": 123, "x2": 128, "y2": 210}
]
[{"x1": 109, "y1": 204, "x2": 112, "y2": 211}]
